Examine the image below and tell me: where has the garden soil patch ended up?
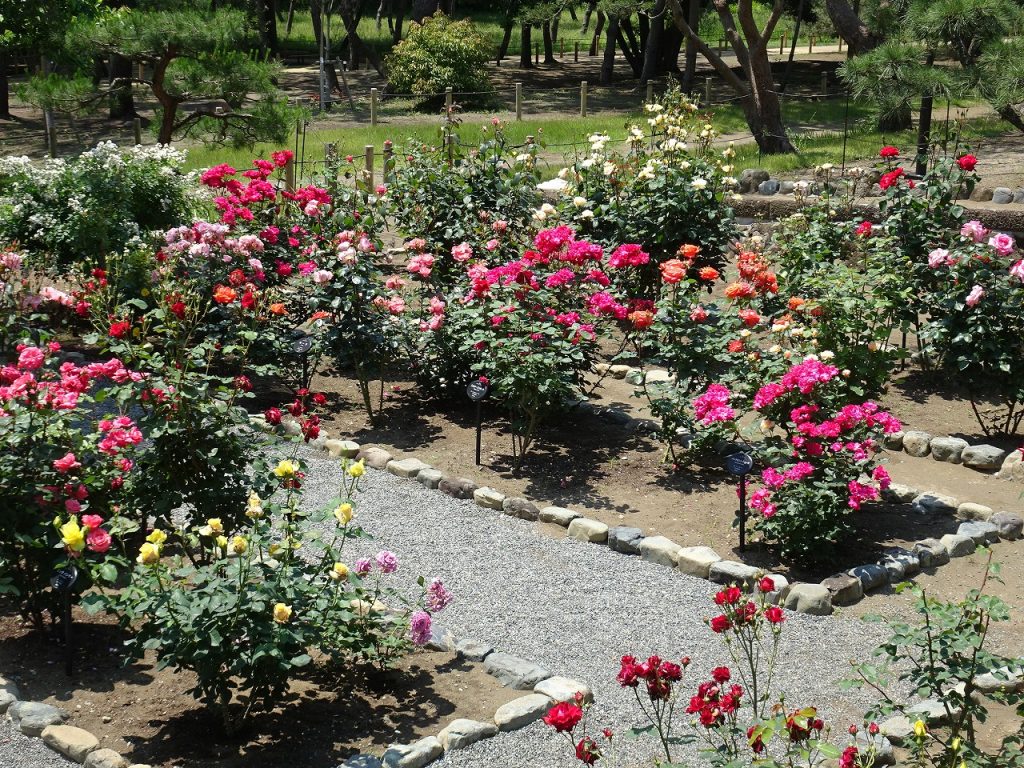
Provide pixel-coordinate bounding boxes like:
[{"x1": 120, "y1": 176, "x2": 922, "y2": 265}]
[{"x1": 0, "y1": 606, "x2": 519, "y2": 767}]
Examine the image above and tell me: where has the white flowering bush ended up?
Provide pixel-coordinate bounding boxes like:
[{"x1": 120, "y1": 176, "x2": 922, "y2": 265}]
[
  {"x1": 553, "y1": 88, "x2": 738, "y2": 294},
  {"x1": 0, "y1": 142, "x2": 198, "y2": 271}
]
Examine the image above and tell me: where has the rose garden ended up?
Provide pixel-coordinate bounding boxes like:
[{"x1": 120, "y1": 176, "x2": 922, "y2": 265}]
[{"x1": 3, "y1": 5, "x2": 1024, "y2": 767}]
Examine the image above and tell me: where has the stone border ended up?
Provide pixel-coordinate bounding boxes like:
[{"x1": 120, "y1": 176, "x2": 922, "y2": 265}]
[
  {"x1": 252, "y1": 414, "x2": 1023, "y2": 624},
  {"x1": 884, "y1": 430, "x2": 1022, "y2": 481}
]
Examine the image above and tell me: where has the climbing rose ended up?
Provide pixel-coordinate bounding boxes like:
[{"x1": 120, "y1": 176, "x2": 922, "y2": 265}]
[{"x1": 543, "y1": 702, "x2": 584, "y2": 733}]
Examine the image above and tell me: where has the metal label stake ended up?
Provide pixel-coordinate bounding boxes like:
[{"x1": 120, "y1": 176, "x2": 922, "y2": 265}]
[
  {"x1": 724, "y1": 450, "x2": 755, "y2": 552},
  {"x1": 50, "y1": 565, "x2": 78, "y2": 676},
  {"x1": 466, "y1": 379, "x2": 490, "y2": 466}
]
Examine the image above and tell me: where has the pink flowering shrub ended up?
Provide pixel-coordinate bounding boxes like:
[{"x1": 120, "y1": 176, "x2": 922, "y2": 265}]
[
  {"x1": 542, "y1": 578, "x2": 879, "y2": 766},
  {"x1": 697, "y1": 358, "x2": 902, "y2": 565},
  {"x1": 0, "y1": 343, "x2": 143, "y2": 627},
  {"x1": 425, "y1": 226, "x2": 647, "y2": 469}
]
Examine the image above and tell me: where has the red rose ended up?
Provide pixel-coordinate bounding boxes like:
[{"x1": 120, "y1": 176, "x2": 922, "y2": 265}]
[
  {"x1": 264, "y1": 407, "x2": 282, "y2": 425},
  {"x1": 709, "y1": 614, "x2": 732, "y2": 633},
  {"x1": 234, "y1": 375, "x2": 253, "y2": 392},
  {"x1": 109, "y1": 320, "x2": 131, "y2": 339},
  {"x1": 855, "y1": 220, "x2": 872, "y2": 237},
  {"x1": 542, "y1": 702, "x2": 583, "y2": 733},
  {"x1": 957, "y1": 154, "x2": 977, "y2": 171},
  {"x1": 169, "y1": 300, "x2": 186, "y2": 320},
  {"x1": 312, "y1": 392, "x2": 327, "y2": 406},
  {"x1": 758, "y1": 576, "x2": 775, "y2": 593},
  {"x1": 714, "y1": 586, "x2": 742, "y2": 605},
  {"x1": 659, "y1": 660, "x2": 683, "y2": 682},
  {"x1": 748, "y1": 725, "x2": 765, "y2": 754},
  {"x1": 617, "y1": 655, "x2": 640, "y2": 687},
  {"x1": 575, "y1": 737, "x2": 600, "y2": 765},
  {"x1": 711, "y1": 666, "x2": 731, "y2": 683},
  {"x1": 879, "y1": 168, "x2": 905, "y2": 190},
  {"x1": 879, "y1": 145, "x2": 899, "y2": 159},
  {"x1": 764, "y1": 605, "x2": 785, "y2": 624}
]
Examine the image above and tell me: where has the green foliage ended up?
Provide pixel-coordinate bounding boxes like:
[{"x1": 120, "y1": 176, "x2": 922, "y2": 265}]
[{"x1": 384, "y1": 13, "x2": 493, "y2": 103}]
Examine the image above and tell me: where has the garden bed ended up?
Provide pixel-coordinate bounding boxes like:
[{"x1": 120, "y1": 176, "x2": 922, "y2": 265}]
[{"x1": 0, "y1": 606, "x2": 519, "y2": 768}]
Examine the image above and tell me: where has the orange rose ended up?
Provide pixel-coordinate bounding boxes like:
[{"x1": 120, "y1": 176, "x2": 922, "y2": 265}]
[
  {"x1": 787, "y1": 296, "x2": 805, "y2": 311},
  {"x1": 628, "y1": 310, "x2": 655, "y2": 330},
  {"x1": 269, "y1": 303, "x2": 288, "y2": 316},
  {"x1": 212, "y1": 285, "x2": 237, "y2": 304},
  {"x1": 660, "y1": 259, "x2": 687, "y2": 284},
  {"x1": 724, "y1": 281, "x2": 755, "y2": 300},
  {"x1": 678, "y1": 243, "x2": 701, "y2": 259},
  {"x1": 698, "y1": 266, "x2": 719, "y2": 281}
]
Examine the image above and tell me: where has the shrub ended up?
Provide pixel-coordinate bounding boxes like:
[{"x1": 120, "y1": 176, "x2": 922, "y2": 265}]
[
  {"x1": 384, "y1": 13, "x2": 493, "y2": 104},
  {"x1": 0, "y1": 143, "x2": 197, "y2": 271}
]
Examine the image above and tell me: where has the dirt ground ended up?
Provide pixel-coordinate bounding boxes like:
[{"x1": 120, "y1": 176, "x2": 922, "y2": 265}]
[{"x1": 0, "y1": 605, "x2": 519, "y2": 767}]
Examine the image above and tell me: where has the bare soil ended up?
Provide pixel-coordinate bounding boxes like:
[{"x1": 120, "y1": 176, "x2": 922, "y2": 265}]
[{"x1": 0, "y1": 605, "x2": 519, "y2": 767}]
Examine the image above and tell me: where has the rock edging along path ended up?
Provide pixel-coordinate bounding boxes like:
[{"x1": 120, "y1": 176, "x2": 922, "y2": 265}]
[{"x1": 257, "y1": 410, "x2": 1023, "y2": 622}]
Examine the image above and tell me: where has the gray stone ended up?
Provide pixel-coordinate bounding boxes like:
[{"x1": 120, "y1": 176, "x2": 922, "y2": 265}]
[
  {"x1": 425, "y1": 623, "x2": 456, "y2": 653},
  {"x1": 902, "y1": 431, "x2": 933, "y2": 457},
  {"x1": 779, "y1": 180, "x2": 795, "y2": 194},
  {"x1": 281, "y1": 418, "x2": 302, "y2": 436},
  {"x1": 958, "y1": 502, "x2": 994, "y2": 521},
  {"x1": 474, "y1": 487, "x2": 505, "y2": 510},
  {"x1": 1014, "y1": 188, "x2": 1024, "y2": 204},
  {"x1": 325, "y1": 439, "x2": 361, "y2": 459},
  {"x1": 970, "y1": 186, "x2": 994, "y2": 202},
  {"x1": 914, "y1": 538, "x2": 950, "y2": 569},
  {"x1": 882, "y1": 483, "x2": 918, "y2": 504},
  {"x1": 416, "y1": 468, "x2": 443, "y2": 489},
  {"x1": 483, "y1": 652, "x2": 552, "y2": 689},
  {"x1": 357, "y1": 446, "x2": 393, "y2": 469},
  {"x1": 907, "y1": 698, "x2": 962, "y2": 725},
  {"x1": 821, "y1": 573, "x2": 864, "y2": 606},
  {"x1": 879, "y1": 714, "x2": 914, "y2": 745},
  {"x1": 0, "y1": 676, "x2": 20, "y2": 714},
  {"x1": 957, "y1": 520, "x2": 1000, "y2": 545},
  {"x1": 739, "y1": 168, "x2": 770, "y2": 193},
  {"x1": 997, "y1": 450, "x2": 1024, "y2": 481},
  {"x1": 757, "y1": 179, "x2": 781, "y2": 196},
  {"x1": 855, "y1": 732, "x2": 895, "y2": 765},
  {"x1": 8, "y1": 701, "x2": 68, "y2": 736},
  {"x1": 84, "y1": 749, "x2": 130, "y2": 768},
  {"x1": 386, "y1": 458, "x2": 431, "y2": 479},
  {"x1": 455, "y1": 638, "x2": 493, "y2": 662},
  {"x1": 340, "y1": 756, "x2": 383, "y2": 768},
  {"x1": 502, "y1": 497, "x2": 540, "y2": 521},
  {"x1": 539, "y1": 506, "x2": 581, "y2": 527},
  {"x1": 848, "y1": 563, "x2": 888, "y2": 591},
  {"x1": 911, "y1": 492, "x2": 959, "y2": 515},
  {"x1": 607, "y1": 526, "x2": 644, "y2": 555},
  {"x1": 644, "y1": 369, "x2": 673, "y2": 384},
  {"x1": 534, "y1": 676, "x2": 594, "y2": 704},
  {"x1": 880, "y1": 547, "x2": 921, "y2": 580},
  {"x1": 42, "y1": 725, "x2": 99, "y2": 762},
  {"x1": 962, "y1": 444, "x2": 1008, "y2": 471},
  {"x1": 567, "y1": 517, "x2": 608, "y2": 543},
  {"x1": 437, "y1": 719, "x2": 498, "y2": 751},
  {"x1": 676, "y1": 546, "x2": 722, "y2": 579},
  {"x1": 439, "y1": 477, "x2": 478, "y2": 499},
  {"x1": 883, "y1": 431, "x2": 905, "y2": 450},
  {"x1": 600, "y1": 408, "x2": 633, "y2": 426},
  {"x1": 639, "y1": 536, "x2": 682, "y2": 567},
  {"x1": 709, "y1": 560, "x2": 760, "y2": 587},
  {"x1": 940, "y1": 533, "x2": 976, "y2": 557},
  {"x1": 493, "y1": 694, "x2": 550, "y2": 731},
  {"x1": 929, "y1": 437, "x2": 969, "y2": 463},
  {"x1": 608, "y1": 364, "x2": 631, "y2": 379},
  {"x1": 990, "y1": 511, "x2": 1023, "y2": 540},
  {"x1": 992, "y1": 187, "x2": 1014, "y2": 204},
  {"x1": 973, "y1": 666, "x2": 1024, "y2": 694},
  {"x1": 759, "y1": 573, "x2": 790, "y2": 605},
  {"x1": 783, "y1": 583, "x2": 833, "y2": 616},
  {"x1": 382, "y1": 736, "x2": 443, "y2": 768}
]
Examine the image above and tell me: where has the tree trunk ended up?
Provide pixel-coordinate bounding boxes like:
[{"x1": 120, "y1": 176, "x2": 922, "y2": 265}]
[
  {"x1": 589, "y1": 11, "x2": 605, "y2": 56},
  {"x1": 151, "y1": 53, "x2": 179, "y2": 145},
  {"x1": 664, "y1": 23, "x2": 684, "y2": 77},
  {"x1": 915, "y1": 51, "x2": 935, "y2": 176},
  {"x1": 542, "y1": 21, "x2": 556, "y2": 64},
  {"x1": 410, "y1": 0, "x2": 438, "y2": 24},
  {"x1": 498, "y1": 18, "x2": 514, "y2": 61},
  {"x1": 617, "y1": 23, "x2": 642, "y2": 76},
  {"x1": 600, "y1": 14, "x2": 619, "y2": 84},
  {"x1": 0, "y1": 52, "x2": 9, "y2": 119},
  {"x1": 779, "y1": 0, "x2": 805, "y2": 93},
  {"x1": 520, "y1": 24, "x2": 532, "y2": 68},
  {"x1": 640, "y1": 0, "x2": 666, "y2": 83},
  {"x1": 310, "y1": 0, "x2": 344, "y2": 93},
  {"x1": 998, "y1": 104, "x2": 1024, "y2": 133},
  {"x1": 339, "y1": 0, "x2": 383, "y2": 75},
  {"x1": 392, "y1": 0, "x2": 408, "y2": 42},
  {"x1": 824, "y1": 0, "x2": 881, "y2": 55},
  {"x1": 680, "y1": 0, "x2": 698, "y2": 88},
  {"x1": 745, "y1": 40, "x2": 794, "y2": 153},
  {"x1": 108, "y1": 54, "x2": 136, "y2": 120}
]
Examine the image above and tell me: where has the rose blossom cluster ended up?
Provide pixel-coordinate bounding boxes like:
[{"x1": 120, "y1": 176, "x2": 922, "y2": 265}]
[
  {"x1": 692, "y1": 383, "x2": 736, "y2": 425},
  {"x1": 708, "y1": 581, "x2": 785, "y2": 633},
  {"x1": 685, "y1": 666, "x2": 744, "y2": 727},
  {"x1": 753, "y1": 357, "x2": 841, "y2": 408}
]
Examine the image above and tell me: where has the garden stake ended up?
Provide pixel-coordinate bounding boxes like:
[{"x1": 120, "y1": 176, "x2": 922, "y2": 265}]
[
  {"x1": 50, "y1": 565, "x2": 78, "y2": 676},
  {"x1": 724, "y1": 451, "x2": 754, "y2": 552},
  {"x1": 467, "y1": 380, "x2": 490, "y2": 465}
]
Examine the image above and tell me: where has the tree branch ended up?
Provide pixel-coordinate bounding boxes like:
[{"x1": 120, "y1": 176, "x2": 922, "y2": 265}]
[
  {"x1": 761, "y1": 0, "x2": 787, "y2": 45},
  {"x1": 665, "y1": 0, "x2": 748, "y2": 94}
]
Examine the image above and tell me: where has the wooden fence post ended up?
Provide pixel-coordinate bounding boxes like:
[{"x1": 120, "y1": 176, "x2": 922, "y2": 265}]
[
  {"x1": 574, "y1": 41, "x2": 579, "y2": 62},
  {"x1": 780, "y1": 34, "x2": 785, "y2": 55},
  {"x1": 705, "y1": 76, "x2": 711, "y2": 107},
  {"x1": 445, "y1": 87, "x2": 453, "y2": 111},
  {"x1": 580, "y1": 80, "x2": 588, "y2": 117},
  {"x1": 821, "y1": 72, "x2": 828, "y2": 95},
  {"x1": 284, "y1": 155, "x2": 296, "y2": 191},
  {"x1": 370, "y1": 87, "x2": 378, "y2": 127},
  {"x1": 132, "y1": 117, "x2": 142, "y2": 145},
  {"x1": 47, "y1": 125, "x2": 58, "y2": 158},
  {"x1": 515, "y1": 82, "x2": 523, "y2": 121}
]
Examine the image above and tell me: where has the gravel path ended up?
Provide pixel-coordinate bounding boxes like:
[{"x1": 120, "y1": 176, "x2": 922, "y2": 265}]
[
  {"x1": 0, "y1": 717, "x2": 74, "y2": 768},
  {"x1": 294, "y1": 444, "x2": 895, "y2": 767}
]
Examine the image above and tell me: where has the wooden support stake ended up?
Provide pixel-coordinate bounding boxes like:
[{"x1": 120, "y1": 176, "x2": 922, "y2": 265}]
[
  {"x1": 574, "y1": 41, "x2": 579, "y2": 62},
  {"x1": 580, "y1": 80, "x2": 588, "y2": 117},
  {"x1": 132, "y1": 117, "x2": 142, "y2": 145},
  {"x1": 370, "y1": 87, "x2": 378, "y2": 127},
  {"x1": 645, "y1": 80, "x2": 654, "y2": 105},
  {"x1": 515, "y1": 82, "x2": 523, "y2": 121},
  {"x1": 445, "y1": 87, "x2": 453, "y2": 111}
]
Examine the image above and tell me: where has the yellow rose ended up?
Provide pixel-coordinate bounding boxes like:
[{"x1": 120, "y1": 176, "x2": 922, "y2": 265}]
[
  {"x1": 137, "y1": 542, "x2": 160, "y2": 565},
  {"x1": 199, "y1": 518, "x2": 224, "y2": 537},
  {"x1": 333, "y1": 502, "x2": 353, "y2": 526},
  {"x1": 246, "y1": 492, "x2": 263, "y2": 518},
  {"x1": 231, "y1": 536, "x2": 248, "y2": 555},
  {"x1": 272, "y1": 603, "x2": 292, "y2": 623},
  {"x1": 347, "y1": 459, "x2": 365, "y2": 478},
  {"x1": 329, "y1": 562, "x2": 349, "y2": 582},
  {"x1": 273, "y1": 459, "x2": 299, "y2": 478},
  {"x1": 913, "y1": 719, "x2": 927, "y2": 739},
  {"x1": 60, "y1": 520, "x2": 86, "y2": 553},
  {"x1": 268, "y1": 542, "x2": 283, "y2": 556},
  {"x1": 146, "y1": 529, "x2": 167, "y2": 547},
  {"x1": 215, "y1": 535, "x2": 228, "y2": 550}
]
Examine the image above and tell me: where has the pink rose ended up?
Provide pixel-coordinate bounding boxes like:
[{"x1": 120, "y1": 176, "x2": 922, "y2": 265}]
[
  {"x1": 81, "y1": 514, "x2": 104, "y2": 530},
  {"x1": 965, "y1": 284, "x2": 985, "y2": 307},
  {"x1": 927, "y1": 248, "x2": 950, "y2": 268},
  {"x1": 65, "y1": 499, "x2": 82, "y2": 513},
  {"x1": 451, "y1": 242, "x2": 474, "y2": 262},
  {"x1": 86, "y1": 528, "x2": 112, "y2": 554},
  {"x1": 1011, "y1": 259, "x2": 1024, "y2": 282},
  {"x1": 53, "y1": 452, "x2": 81, "y2": 473},
  {"x1": 485, "y1": 238, "x2": 499, "y2": 251},
  {"x1": 988, "y1": 232, "x2": 1016, "y2": 257},
  {"x1": 960, "y1": 220, "x2": 988, "y2": 243},
  {"x1": 17, "y1": 346, "x2": 45, "y2": 371}
]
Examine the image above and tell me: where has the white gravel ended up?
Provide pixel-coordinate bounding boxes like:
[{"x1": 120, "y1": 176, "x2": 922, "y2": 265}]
[
  {"x1": 294, "y1": 445, "x2": 894, "y2": 767},
  {"x1": 0, "y1": 717, "x2": 73, "y2": 768}
]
